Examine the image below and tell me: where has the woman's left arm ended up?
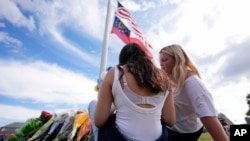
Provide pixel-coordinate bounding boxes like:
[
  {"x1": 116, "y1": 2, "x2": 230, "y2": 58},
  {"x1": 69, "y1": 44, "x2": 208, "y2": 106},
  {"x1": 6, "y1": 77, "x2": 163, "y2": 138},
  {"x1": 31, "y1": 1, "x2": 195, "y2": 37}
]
[
  {"x1": 162, "y1": 90, "x2": 176, "y2": 127},
  {"x1": 201, "y1": 116, "x2": 229, "y2": 141},
  {"x1": 94, "y1": 69, "x2": 114, "y2": 128}
]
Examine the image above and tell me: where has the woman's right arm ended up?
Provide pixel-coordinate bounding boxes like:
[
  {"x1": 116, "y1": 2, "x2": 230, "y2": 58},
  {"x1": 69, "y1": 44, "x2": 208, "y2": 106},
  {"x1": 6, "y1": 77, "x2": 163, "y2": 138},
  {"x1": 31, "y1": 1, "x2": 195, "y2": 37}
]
[{"x1": 161, "y1": 90, "x2": 176, "y2": 127}]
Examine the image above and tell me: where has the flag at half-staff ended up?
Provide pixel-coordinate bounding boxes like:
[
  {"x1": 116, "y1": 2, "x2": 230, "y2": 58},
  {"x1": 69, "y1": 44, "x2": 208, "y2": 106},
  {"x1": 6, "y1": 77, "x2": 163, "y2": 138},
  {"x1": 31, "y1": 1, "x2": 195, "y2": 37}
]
[{"x1": 111, "y1": 1, "x2": 153, "y2": 58}]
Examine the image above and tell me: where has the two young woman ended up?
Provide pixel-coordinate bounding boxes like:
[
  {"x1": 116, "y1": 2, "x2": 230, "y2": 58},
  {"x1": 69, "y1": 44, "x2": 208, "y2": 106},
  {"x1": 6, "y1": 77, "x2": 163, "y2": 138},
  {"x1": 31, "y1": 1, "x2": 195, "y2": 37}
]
[{"x1": 93, "y1": 43, "x2": 228, "y2": 141}]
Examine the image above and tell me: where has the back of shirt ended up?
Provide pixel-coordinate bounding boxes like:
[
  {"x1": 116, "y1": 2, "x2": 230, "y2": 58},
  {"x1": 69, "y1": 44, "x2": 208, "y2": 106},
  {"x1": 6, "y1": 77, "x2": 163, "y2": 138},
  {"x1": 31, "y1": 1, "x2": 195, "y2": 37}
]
[{"x1": 112, "y1": 66, "x2": 168, "y2": 141}]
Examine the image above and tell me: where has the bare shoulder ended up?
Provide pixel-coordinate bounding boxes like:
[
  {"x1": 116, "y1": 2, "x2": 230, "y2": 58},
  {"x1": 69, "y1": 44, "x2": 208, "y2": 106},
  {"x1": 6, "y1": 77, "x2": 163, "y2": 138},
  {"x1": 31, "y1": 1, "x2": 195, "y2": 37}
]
[{"x1": 103, "y1": 67, "x2": 115, "y2": 85}]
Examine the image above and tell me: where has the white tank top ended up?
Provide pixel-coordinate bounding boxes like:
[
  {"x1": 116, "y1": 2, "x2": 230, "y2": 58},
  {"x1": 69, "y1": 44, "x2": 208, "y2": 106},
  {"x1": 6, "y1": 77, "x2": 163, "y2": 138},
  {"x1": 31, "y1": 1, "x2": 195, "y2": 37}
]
[{"x1": 112, "y1": 66, "x2": 169, "y2": 141}]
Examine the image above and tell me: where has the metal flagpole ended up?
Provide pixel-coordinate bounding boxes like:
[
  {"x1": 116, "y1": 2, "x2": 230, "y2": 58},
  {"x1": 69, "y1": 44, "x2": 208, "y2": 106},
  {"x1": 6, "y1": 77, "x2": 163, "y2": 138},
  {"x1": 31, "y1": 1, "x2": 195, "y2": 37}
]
[{"x1": 98, "y1": 0, "x2": 112, "y2": 88}]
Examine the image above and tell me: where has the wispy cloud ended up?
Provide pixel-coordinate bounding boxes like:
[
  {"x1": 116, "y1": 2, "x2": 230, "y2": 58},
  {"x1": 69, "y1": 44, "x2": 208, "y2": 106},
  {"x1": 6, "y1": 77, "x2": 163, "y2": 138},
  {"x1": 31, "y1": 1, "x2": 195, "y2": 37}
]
[
  {"x1": 0, "y1": 32, "x2": 22, "y2": 47},
  {"x1": 0, "y1": 0, "x2": 36, "y2": 31}
]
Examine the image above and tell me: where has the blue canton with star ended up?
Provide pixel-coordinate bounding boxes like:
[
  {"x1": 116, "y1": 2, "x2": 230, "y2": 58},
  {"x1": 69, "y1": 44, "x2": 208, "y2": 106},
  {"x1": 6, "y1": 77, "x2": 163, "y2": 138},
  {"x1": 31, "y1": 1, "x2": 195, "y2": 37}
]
[{"x1": 113, "y1": 16, "x2": 130, "y2": 36}]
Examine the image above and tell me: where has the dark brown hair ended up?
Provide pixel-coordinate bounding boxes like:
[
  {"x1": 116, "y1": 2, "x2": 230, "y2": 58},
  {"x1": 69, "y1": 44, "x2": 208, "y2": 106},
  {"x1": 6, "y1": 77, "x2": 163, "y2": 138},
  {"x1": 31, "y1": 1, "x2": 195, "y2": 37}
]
[{"x1": 118, "y1": 43, "x2": 169, "y2": 93}]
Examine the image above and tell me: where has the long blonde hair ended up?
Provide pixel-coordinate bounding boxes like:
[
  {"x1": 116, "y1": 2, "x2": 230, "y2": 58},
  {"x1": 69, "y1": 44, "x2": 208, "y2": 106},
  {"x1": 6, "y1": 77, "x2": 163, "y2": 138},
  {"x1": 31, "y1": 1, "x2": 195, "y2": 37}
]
[{"x1": 160, "y1": 44, "x2": 201, "y2": 95}]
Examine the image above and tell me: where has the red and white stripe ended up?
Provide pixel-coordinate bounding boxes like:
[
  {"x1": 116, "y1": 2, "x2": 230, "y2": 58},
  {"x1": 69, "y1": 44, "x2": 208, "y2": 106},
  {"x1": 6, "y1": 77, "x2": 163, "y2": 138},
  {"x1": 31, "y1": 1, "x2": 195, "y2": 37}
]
[{"x1": 115, "y1": 7, "x2": 152, "y2": 49}]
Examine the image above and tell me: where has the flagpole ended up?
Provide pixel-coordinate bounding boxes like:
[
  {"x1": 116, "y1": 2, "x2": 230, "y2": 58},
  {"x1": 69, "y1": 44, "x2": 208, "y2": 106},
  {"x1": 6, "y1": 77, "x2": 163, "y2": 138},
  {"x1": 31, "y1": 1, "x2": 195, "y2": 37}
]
[{"x1": 98, "y1": 0, "x2": 112, "y2": 88}]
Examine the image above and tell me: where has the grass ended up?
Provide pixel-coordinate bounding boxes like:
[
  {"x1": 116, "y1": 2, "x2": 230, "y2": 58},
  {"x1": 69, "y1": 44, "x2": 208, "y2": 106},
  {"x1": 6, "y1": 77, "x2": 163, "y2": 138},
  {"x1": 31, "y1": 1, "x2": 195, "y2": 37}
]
[{"x1": 198, "y1": 132, "x2": 213, "y2": 141}]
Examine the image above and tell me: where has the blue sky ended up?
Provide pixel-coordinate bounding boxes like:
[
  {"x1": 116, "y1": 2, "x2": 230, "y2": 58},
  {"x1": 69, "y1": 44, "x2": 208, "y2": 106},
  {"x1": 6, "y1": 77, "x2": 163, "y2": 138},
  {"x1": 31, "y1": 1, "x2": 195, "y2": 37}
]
[{"x1": 1, "y1": 0, "x2": 250, "y2": 127}]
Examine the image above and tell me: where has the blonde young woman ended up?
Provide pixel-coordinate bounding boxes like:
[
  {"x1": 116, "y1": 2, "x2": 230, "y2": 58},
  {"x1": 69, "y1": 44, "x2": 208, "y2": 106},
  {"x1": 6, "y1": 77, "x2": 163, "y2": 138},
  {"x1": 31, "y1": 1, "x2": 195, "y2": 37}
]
[{"x1": 159, "y1": 44, "x2": 229, "y2": 141}]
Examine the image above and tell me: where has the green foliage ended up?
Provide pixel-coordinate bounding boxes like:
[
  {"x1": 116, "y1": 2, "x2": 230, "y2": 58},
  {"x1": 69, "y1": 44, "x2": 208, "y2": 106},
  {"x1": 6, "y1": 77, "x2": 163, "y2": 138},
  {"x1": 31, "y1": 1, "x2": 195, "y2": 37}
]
[
  {"x1": 7, "y1": 118, "x2": 44, "y2": 141},
  {"x1": 247, "y1": 111, "x2": 250, "y2": 116},
  {"x1": 247, "y1": 93, "x2": 250, "y2": 116},
  {"x1": 198, "y1": 133, "x2": 213, "y2": 141}
]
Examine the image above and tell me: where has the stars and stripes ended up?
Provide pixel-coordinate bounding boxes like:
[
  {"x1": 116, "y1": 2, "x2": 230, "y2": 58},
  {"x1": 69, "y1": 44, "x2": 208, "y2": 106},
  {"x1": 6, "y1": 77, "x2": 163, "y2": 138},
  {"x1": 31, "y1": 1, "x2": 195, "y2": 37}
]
[{"x1": 111, "y1": 1, "x2": 153, "y2": 58}]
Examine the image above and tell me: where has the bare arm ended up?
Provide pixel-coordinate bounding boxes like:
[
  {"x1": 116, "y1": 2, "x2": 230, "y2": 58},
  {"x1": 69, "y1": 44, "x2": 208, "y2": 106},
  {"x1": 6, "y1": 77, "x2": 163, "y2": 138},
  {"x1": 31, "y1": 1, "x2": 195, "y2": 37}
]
[
  {"x1": 200, "y1": 116, "x2": 229, "y2": 141},
  {"x1": 162, "y1": 90, "x2": 176, "y2": 127},
  {"x1": 94, "y1": 69, "x2": 114, "y2": 128}
]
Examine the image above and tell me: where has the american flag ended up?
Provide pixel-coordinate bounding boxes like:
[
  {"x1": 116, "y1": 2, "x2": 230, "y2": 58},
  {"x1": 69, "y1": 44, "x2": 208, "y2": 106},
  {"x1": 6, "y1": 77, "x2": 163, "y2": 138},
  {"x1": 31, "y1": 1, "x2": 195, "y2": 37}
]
[{"x1": 111, "y1": 1, "x2": 153, "y2": 58}]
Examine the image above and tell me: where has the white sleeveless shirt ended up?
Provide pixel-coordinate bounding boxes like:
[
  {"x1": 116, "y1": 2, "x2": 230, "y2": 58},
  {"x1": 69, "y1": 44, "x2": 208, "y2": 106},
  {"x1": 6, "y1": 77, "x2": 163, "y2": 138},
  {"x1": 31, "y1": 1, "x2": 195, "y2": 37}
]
[{"x1": 112, "y1": 66, "x2": 169, "y2": 141}]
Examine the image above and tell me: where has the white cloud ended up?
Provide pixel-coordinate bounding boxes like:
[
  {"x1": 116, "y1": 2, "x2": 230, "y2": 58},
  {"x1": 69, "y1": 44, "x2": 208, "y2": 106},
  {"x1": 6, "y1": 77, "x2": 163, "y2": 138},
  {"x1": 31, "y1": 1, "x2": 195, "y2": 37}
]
[
  {"x1": 49, "y1": 28, "x2": 100, "y2": 67},
  {"x1": 148, "y1": 0, "x2": 250, "y2": 124},
  {"x1": 0, "y1": 105, "x2": 41, "y2": 121},
  {"x1": 17, "y1": 0, "x2": 107, "y2": 40},
  {"x1": 0, "y1": 0, "x2": 35, "y2": 31},
  {"x1": 0, "y1": 59, "x2": 98, "y2": 105},
  {"x1": 209, "y1": 80, "x2": 249, "y2": 124},
  {"x1": 9, "y1": 0, "x2": 105, "y2": 67},
  {"x1": 0, "y1": 32, "x2": 22, "y2": 47},
  {"x1": 121, "y1": 0, "x2": 155, "y2": 12}
]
